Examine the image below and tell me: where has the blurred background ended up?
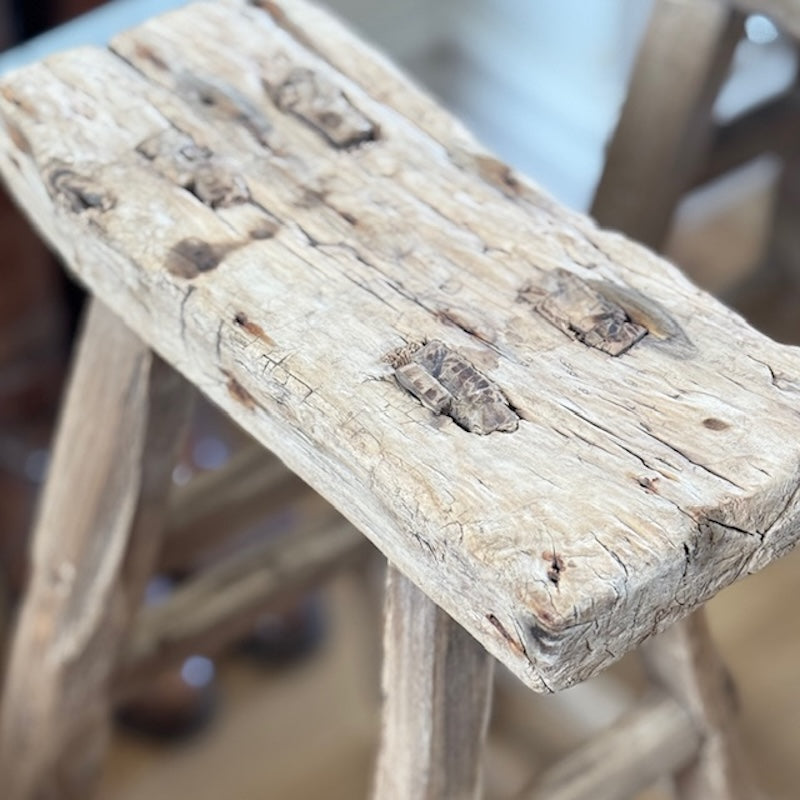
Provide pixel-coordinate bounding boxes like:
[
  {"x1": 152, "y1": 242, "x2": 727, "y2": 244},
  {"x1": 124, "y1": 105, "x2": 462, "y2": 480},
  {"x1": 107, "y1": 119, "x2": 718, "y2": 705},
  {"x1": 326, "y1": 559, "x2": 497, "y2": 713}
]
[{"x1": 0, "y1": 1, "x2": 798, "y2": 798}]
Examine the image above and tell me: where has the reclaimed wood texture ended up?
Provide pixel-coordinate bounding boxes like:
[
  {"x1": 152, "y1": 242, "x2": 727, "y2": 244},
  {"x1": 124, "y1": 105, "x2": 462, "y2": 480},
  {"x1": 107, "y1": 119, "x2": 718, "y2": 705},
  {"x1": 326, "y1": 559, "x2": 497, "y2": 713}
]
[
  {"x1": 0, "y1": 300, "x2": 192, "y2": 800},
  {"x1": 373, "y1": 566, "x2": 494, "y2": 800},
  {"x1": 1, "y1": 0, "x2": 800, "y2": 693}
]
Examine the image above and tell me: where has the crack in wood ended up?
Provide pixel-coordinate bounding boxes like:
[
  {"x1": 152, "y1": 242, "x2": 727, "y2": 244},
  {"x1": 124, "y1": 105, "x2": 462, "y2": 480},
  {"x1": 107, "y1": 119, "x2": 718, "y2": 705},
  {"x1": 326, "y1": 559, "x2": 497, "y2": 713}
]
[
  {"x1": 232, "y1": 311, "x2": 275, "y2": 347},
  {"x1": 177, "y1": 74, "x2": 273, "y2": 147},
  {"x1": 392, "y1": 340, "x2": 519, "y2": 434},
  {"x1": 486, "y1": 614, "x2": 525, "y2": 656}
]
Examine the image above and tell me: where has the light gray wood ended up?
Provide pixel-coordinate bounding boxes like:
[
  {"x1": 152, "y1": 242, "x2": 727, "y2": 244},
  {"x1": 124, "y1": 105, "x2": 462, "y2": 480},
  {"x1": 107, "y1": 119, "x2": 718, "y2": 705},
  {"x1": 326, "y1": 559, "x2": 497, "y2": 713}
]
[
  {"x1": 1, "y1": 0, "x2": 800, "y2": 693},
  {"x1": 118, "y1": 517, "x2": 366, "y2": 700},
  {"x1": 641, "y1": 610, "x2": 765, "y2": 799},
  {"x1": 516, "y1": 693, "x2": 700, "y2": 800},
  {"x1": 373, "y1": 566, "x2": 494, "y2": 800},
  {"x1": 592, "y1": 0, "x2": 742, "y2": 248},
  {"x1": 0, "y1": 300, "x2": 192, "y2": 800}
]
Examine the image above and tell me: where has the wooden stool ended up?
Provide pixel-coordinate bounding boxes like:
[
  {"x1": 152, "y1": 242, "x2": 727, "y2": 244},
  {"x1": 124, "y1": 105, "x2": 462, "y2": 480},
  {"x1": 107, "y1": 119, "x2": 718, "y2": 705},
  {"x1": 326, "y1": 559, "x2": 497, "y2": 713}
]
[
  {"x1": 593, "y1": 0, "x2": 800, "y2": 343},
  {"x1": 0, "y1": 1, "x2": 798, "y2": 797}
]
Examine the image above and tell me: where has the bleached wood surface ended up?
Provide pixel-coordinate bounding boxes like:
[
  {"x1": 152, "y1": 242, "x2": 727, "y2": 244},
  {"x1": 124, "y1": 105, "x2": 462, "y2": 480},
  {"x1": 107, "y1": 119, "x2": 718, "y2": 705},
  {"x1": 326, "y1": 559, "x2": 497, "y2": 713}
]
[{"x1": 1, "y1": 0, "x2": 800, "y2": 692}]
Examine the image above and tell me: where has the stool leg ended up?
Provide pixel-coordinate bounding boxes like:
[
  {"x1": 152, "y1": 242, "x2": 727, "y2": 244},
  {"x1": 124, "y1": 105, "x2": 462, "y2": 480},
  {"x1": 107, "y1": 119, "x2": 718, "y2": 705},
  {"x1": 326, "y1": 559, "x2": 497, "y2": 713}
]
[
  {"x1": 591, "y1": 0, "x2": 742, "y2": 249},
  {"x1": 0, "y1": 299, "x2": 192, "y2": 800},
  {"x1": 640, "y1": 608, "x2": 764, "y2": 800},
  {"x1": 727, "y1": 151, "x2": 800, "y2": 344},
  {"x1": 372, "y1": 565, "x2": 494, "y2": 800}
]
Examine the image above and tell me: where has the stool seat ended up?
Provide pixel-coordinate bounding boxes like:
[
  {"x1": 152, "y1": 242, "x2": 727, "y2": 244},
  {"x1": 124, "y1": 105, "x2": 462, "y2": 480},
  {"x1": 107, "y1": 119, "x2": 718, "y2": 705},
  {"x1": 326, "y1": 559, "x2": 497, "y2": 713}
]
[{"x1": 1, "y1": 0, "x2": 799, "y2": 697}]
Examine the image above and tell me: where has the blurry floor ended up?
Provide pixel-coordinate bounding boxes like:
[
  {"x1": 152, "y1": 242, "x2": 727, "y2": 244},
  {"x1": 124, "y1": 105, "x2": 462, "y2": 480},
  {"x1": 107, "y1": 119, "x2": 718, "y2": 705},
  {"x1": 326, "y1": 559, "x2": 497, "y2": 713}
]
[
  {"x1": 96, "y1": 556, "x2": 800, "y2": 800},
  {"x1": 98, "y1": 574, "x2": 380, "y2": 800},
  {"x1": 97, "y1": 165, "x2": 800, "y2": 800}
]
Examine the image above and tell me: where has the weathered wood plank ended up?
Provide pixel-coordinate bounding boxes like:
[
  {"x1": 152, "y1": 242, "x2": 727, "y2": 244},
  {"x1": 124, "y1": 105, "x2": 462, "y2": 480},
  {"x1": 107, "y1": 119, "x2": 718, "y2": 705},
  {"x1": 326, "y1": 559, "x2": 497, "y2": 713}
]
[
  {"x1": 373, "y1": 566, "x2": 494, "y2": 800},
  {"x1": 516, "y1": 692, "x2": 700, "y2": 800},
  {"x1": 592, "y1": 0, "x2": 742, "y2": 248},
  {"x1": 641, "y1": 610, "x2": 765, "y2": 799},
  {"x1": 0, "y1": 300, "x2": 191, "y2": 800},
  {"x1": 0, "y1": 0, "x2": 800, "y2": 693}
]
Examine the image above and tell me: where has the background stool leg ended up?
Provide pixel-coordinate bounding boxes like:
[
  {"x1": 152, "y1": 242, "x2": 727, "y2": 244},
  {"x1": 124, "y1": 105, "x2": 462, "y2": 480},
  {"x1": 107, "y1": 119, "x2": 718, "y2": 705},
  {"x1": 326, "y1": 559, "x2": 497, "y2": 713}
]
[
  {"x1": 372, "y1": 565, "x2": 494, "y2": 800},
  {"x1": 591, "y1": 0, "x2": 742, "y2": 249},
  {"x1": 726, "y1": 151, "x2": 800, "y2": 343},
  {"x1": 640, "y1": 608, "x2": 764, "y2": 799},
  {"x1": 0, "y1": 299, "x2": 193, "y2": 800}
]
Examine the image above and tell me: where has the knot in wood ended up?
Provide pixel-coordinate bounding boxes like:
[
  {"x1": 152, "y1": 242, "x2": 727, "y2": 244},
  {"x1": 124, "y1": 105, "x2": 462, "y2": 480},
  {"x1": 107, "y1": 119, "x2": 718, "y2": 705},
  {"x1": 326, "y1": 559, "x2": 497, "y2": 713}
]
[
  {"x1": 137, "y1": 129, "x2": 249, "y2": 208},
  {"x1": 47, "y1": 164, "x2": 115, "y2": 214},
  {"x1": 267, "y1": 67, "x2": 376, "y2": 148}
]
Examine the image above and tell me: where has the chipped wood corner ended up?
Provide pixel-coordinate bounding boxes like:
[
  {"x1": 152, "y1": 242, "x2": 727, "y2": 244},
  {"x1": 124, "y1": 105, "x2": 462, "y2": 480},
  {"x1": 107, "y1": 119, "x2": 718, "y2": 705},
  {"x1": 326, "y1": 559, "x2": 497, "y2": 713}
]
[{"x1": 0, "y1": 0, "x2": 799, "y2": 693}]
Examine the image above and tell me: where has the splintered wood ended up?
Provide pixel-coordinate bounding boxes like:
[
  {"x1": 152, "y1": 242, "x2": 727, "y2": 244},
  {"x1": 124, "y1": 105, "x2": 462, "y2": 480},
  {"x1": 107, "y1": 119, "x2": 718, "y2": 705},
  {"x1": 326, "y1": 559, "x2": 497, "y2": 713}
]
[{"x1": 1, "y1": 0, "x2": 800, "y2": 692}]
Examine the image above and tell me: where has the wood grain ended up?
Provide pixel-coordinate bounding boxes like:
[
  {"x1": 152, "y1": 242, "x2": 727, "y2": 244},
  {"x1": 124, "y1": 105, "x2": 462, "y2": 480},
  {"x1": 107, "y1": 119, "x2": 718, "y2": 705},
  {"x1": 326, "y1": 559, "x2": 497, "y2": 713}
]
[
  {"x1": 0, "y1": 300, "x2": 192, "y2": 800},
  {"x1": 373, "y1": 566, "x2": 494, "y2": 800},
  {"x1": 0, "y1": 0, "x2": 800, "y2": 693}
]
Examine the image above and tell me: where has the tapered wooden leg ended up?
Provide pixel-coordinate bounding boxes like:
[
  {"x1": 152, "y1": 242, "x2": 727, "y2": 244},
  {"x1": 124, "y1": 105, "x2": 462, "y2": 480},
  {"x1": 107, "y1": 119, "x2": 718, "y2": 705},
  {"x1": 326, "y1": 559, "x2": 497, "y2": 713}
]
[
  {"x1": 592, "y1": 0, "x2": 742, "y2": 248},
  {"x1": 373, "y1": 565, "x2": 494, "y2": 800},
  {"x1": 640, "y1": 608, "x2": 764, "y2": 800},
  {"x1": 0, "y1": 299, "x2": 193, "y2": 800}
]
